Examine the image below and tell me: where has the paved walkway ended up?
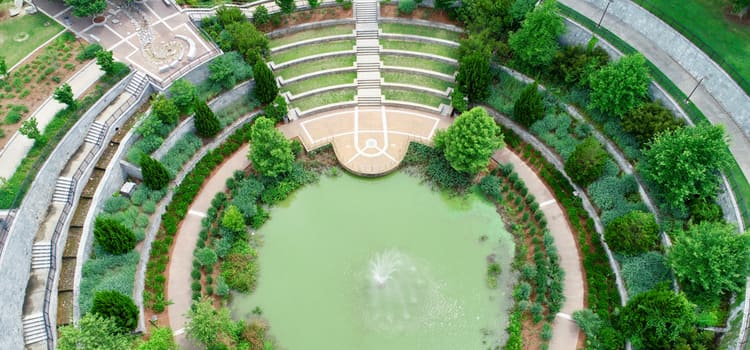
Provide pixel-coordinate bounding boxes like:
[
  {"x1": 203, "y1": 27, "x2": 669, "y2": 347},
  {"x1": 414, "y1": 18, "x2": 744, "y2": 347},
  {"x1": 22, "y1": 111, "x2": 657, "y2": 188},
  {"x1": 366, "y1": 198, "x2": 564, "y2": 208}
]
[
  {"x1": 0, "y1": 62, "x2": 104, "y2": 181},
  {"x1": 167, "y1": 144, "x2": 249, "y2": 348},
  {"x1": 562, "y1": 0, "x2": 750, "y2": 193},
  {"x1": 493, "y1": 148, "x2": 584, "y2": 350}
]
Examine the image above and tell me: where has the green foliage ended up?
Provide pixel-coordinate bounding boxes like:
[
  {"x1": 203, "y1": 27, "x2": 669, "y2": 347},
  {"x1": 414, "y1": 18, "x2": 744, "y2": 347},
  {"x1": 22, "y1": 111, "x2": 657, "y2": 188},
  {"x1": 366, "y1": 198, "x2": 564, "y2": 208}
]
[
  {"x1": 589, "y1": 54, "x2": 650, "y2": 117},
  {"x1": 222, "y1": 240, "x2": 259, "y2": 292},
  {"x1": 479, "y1": 175, "x2": 501, "y2": 200},
  {"x1": 221, "y1": 205, "x2": 246, "y2": 234},
  {"x1": 207, "y1": 52, "x2": 254, "y2": 93},
  {"x1": 253, "y1": 5, "x2": 270, "y2": 26},
  {"x1": 457, "y1": 0, "x2": 514, "y2": 41},
  {"x1": 513, "y1": 82, "x2": 544, "y2": 127},
  {"x1": 186, "y1": 297, "x2": 235, "y2": 348},
  {"x1": 619, "y1": 290, "x2": 696, "y2": 349},
  {"x1": 90, "y1": 290, "x2": 139, "y2": 333},
  {"x1": 620, "y1": 252, "x2": 671, "y2": 297},
  {"x1": 508, "y1": 0, "x2": 565, "y2": 69},
  {"x1": 398, "y1": 0, "x2": 416, "y2": 15},
  {"x1": 65, "y1": 0, "x2": 106, "y2": 17},
  {"x1": 94, "y1": 216, "x2": 136, "y2": 255},
  {"x1": 505, "y1": 311, "x2": 523, "y2": 350},
  {"x1": 572, "y1": 309, "x2": 622, "y2": 350},
  {"x1": 141, "y1": 156, "x2": 171, "y2": 190},
  {"x1": 450, "y1": 89, "x2": 467, "y2": 113},
  {"x1": 434, "y1": 107, "x2": 504, "y2": 174},
  {"x1": 456, "y1": 48, "x2": 491, "y2": 102},
  {"x1": 621, "y1": 101, "x2": 685, "y2": 145},
  {"x1": 54, "y1": 83, "x2": 76, "y2": 107},
  {"x1": 19, "y1": 117, "x2": 41, "y2": 140},
  {"x1": 169, "y1": 79, "x2": 197, "y2": 115},
  {"x1": 104, "y1": 195, "x2": 130, "y2": 214},
  {"x1": 194, "y1": 99, "x2": 221, "y2": 138},
  {"x1": 249, "y1": 116, "x2": 294, "y2": 177},
  {"x1": 253, "y1": 61, "x2": 278, "y2": 105},
  {"x1": 77, "y1": 43, "x2": 103, "y2": 61},
  {"x1": 195, "y1": 247, "x2": 218, "y2": 267},
  {"x1": 276, "y1": 0, "x2": 296, "y2": 14},
  {"x1": 529, "y1": 112, "x2": 579, "y2": 160},
  {"x1": 588, "y1": 174, "x2": 647, "y2": 226},
  {"x1": 231, "y1": 178, "x2": 264, "y2": 221},
  {"x1": 550, "y1": 43, "x2": 608, "y2": 88},
  {"x1": 640, "y1": 123, "x2": 732, "y2": 212},
  {"x1": 79, "y1": 250, "x2": 139, "y2": 315},
  {"x1": 58, "y1": 314, "x2": 133, "y2": 350},
  {"x1": 604, "y1": 210, "x2": 659, "y2": 255},
  {"x1": 160, "y1": 133, "x2": 202, "y2": 176},
  {"x1": 151, "y1": 94, "x2": 179, "y2": 126},
  {"x1": 263, "y1": 95, "x2": 288, "y2": 123},
  {"x1": 564, "y1": 136, "x2": 608, "y2": 187},
  {"x1": 670, "y1": 221, "x2": 750, "y2": 298},
  {"x1": 95, "y1": 50, "x2": 115, "y2": 75},
  {"x1": 137, "y1": 326, "x2": 176, "y2": 350},
  {"x1": 0, "y1": 56, "x2": 6, "y2": 77},
  {"x1": 689, "y1": 199, "x2": 723, "y2": 224}
]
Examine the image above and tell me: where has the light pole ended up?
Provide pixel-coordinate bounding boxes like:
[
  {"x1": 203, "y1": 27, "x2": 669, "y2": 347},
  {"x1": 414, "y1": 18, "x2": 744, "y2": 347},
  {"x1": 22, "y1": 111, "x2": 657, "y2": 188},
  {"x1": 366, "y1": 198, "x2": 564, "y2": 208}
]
[
  {"x1": 597, "y1": 0, "x2": 614, "y2": 29},
  {"x1": 685, "y1": 76, "x2": 706, "y2": 104}
]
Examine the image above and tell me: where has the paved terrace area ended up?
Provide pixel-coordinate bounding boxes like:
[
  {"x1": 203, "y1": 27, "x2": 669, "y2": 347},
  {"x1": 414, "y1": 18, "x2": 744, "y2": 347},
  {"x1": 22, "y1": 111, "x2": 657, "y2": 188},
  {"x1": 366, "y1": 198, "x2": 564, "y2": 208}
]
[
  {"x1": 279, "y1": 106, "x2": 451, "y2": 176},
  {"x1": 33, "y1": 0, "x2": 217, "y2": 85}
]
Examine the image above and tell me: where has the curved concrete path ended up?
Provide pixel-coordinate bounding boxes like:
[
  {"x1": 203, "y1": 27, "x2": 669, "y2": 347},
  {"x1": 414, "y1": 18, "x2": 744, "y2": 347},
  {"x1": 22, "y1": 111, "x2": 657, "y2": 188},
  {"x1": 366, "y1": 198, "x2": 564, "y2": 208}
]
[
  {"x1": 493, "y1": 149, "x2": 584, "y2": 350},
  {"x1": 167, "y1": 144, "x2": 249, "y2": 348}
]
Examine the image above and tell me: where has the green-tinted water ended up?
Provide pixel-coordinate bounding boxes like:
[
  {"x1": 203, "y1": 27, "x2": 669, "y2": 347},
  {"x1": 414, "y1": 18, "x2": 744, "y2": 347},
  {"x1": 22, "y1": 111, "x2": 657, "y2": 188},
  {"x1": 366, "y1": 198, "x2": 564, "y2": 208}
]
[{"x1": 230, "y1": 172, "x2": 514, "y2": 350}]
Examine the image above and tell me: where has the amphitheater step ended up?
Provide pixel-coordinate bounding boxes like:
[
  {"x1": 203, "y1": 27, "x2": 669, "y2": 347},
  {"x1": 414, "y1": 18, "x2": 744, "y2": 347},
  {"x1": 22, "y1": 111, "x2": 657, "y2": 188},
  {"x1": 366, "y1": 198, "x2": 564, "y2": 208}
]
[
  {"x1": 52, "y1": 177, "x2": 75, "y2": 204},
  {"x1": 23, "y1": 314, "x2": 48, "y2": 345},
  {"x1": 84, "y1": 120, "x2": 106, "y2": 145},
  {"x1": 31, "y1": 242, "x2": 52, "y2": 270}
]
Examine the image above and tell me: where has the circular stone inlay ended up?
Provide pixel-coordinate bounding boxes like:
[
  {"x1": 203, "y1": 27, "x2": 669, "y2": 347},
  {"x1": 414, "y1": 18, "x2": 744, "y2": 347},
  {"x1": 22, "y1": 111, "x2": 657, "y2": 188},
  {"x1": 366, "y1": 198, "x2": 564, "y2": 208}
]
[
  {"x1": 13, "y1": 32, "x2": 29, "y2": 42},
  {"x1": 142, "y1": 39, "x2": 186, "y2": 65},
  {"x1": 365, "y1": 138, "x2": 377, "y2": 148}
]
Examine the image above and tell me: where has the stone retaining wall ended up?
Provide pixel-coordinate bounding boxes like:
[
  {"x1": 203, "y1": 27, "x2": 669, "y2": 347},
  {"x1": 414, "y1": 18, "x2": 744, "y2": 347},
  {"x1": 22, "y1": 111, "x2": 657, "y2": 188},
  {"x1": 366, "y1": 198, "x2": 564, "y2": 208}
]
[
  {"x1": 380, "y1": 50, "x2": 457, "y2": 64},
  {"x1": 379, "y1": 17, "x2": 463, "y2": 32},
  {"x1": 271, "y1": 35, "x2": 355, "y2": 54},
  {"x1": 380, "y1": 33, "x2": 459, "y2": 47},
  {"x1": 266, "y1": 19, "x2": 356, "y2": 38}
]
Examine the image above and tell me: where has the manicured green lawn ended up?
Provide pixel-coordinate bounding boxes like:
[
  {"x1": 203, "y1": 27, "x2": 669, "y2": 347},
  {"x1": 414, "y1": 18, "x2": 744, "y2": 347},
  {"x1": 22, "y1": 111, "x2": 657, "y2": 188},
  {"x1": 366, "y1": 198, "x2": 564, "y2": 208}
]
[
  {"x1": 383, "y1": 89, "x2": 449, "y2": 108},
  {"x1": 270, "y1": 25, "x2": 355, "y2": 48},
  {"x1": 292, "y1": 89, "x2": 356, "y2": 111},
  {"x1": 272, "y1": 40, "x2": 355, "y2": 64},
  {"x1": 275, "y1": 56, "x2": 356, "y2": 79},
  {"x1": 0, "y1": 13, "x2": 63, "y2": 67},
  {"x1": 632, "y1": 0, "x2": 750, "y2": 94},
  {"x1": 381, "y1": 55, "x2": 457, "y2": 75},
  {"x1": 282, "y1": 72, "x2": 357, "y2": 95},
  {"x1": 381, "y1": 40, "x2": 458, "y2": 59},
  {"x1": 383, "y1": 71, "x2": 453, "y2": 91},
  {"x1": 380, "y1": 23, "x2": 462, "y2": 42}
]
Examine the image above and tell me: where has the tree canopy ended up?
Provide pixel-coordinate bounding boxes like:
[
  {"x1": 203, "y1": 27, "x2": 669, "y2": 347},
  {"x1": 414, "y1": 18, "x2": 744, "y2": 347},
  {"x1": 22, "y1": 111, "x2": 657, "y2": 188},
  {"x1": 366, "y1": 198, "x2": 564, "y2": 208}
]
[
  {"x1": 151, "y1": 94, "x2": 179, "y2": 126},
  {"x1": 186, "y1": 297, "x2": 235, "y2": 349},
  {"x1": 137, "y1": 327, "x2": 177, "y2": 350},
  {"x1": 193, "y1": 99, "x2": 221, "y2": 137},
  {"x1": 141, "y1": 156, "x2": 171, "y2": 190},
  {"x1": 640, "y1": 123, "x2": 731, "y2": 211},
  {"x1": 513, "y1": 82, "x2": 544, "y2": 127},
  {"x1": 58, "y1": 314, "x2": 133, "y2": 350},
  {"x1": 249, "y1": 116, "x2": 294, "y2": 177},
  {"x1": 564, "y1": 136, "x2": 608, "y2": 187},
  {"x1": 618, "y1": 289, "x2": 696, "y2": 349},
  {"x1": 604, "y1": 210, "x2": 659, "y2": 255},
  {"x1": 95, "y1": 50, "x2": 115, "y2": 75},
  {"x1": 253, "y1": 61, "x2": 278, "y2": 105},
  {"x1": 54, "y1": 83, "x2": 76, "y2": 108},
  {"x1": 94, "y1": 216, "x2": 136, "y2": 255},
  {"x1": 435, "y1": 107, "x2": 504, "y2": 174},
  {"x1": 65, "y1": 0, "x2": 106, "y2": 17},
  {"x1": 90, "y1": 290, "x2": 139, "y2": 333},
  {"x1": 169, "y1": 79, "x2": 197, "y2": 115},
  {"x1": 589, "y1": 53, "x2": 650, "y2": 117},
  {"x1": 508, "y1": 0, "x2": 565, "y2": 69},
  {"x1": 19, "y1": 117, "x2": 41, "y2": 141},
  {"x1": 621, "y1": 101, "x2": 685, "y2": 145},
  {"x1": 669, "y1": 221, "x2": 750, "y2": 298},
  {"x1": 456, "y1": 48, "x2": 492, "y2": 102}
]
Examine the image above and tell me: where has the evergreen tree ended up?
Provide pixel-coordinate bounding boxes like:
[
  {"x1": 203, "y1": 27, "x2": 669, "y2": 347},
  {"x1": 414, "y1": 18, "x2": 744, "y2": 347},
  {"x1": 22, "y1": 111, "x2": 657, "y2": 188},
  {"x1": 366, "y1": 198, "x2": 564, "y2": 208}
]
[
  {"x1": 90, "y1": 290, "x2": 139, "y2": 333},
  {"x1": 93, "y1": 216, "x2": 136, "y2": 255},
  {"x1": 456, "y1": 49, "x2": 491, "y2": 102},
  {"x1": 513, "y1": 82, "x2": 544, "y2": 127},
  {"x1": 193, "y1": 99, "x2": 221, "y2": 137},
  {"x1": 263, "y1": 95, "x2": 288, "y2": 122},
  {"x1": 253, "y1": 61, "x2": 278, "y2": 105},
  {"x1": 141, "y1": 156, "x2": 171, "y2": 190}
]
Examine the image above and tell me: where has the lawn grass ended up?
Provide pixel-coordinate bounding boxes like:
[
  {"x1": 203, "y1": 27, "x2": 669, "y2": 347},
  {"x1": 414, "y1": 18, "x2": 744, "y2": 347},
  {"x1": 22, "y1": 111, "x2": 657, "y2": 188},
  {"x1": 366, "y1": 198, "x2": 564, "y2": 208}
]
[
  {"x1": 383, "y1": 71, "x2": 453, "y2": 91},
  {"x1": 383, "y1": 88, "x2": 449, "y2": 108},
  {"x1": 380, "y1": 23, "x2": 462, "y2": 42},
  {"x1": 270, "y1": 25, "x2": 355, "y2": 48},
  {"x1": 292, "y1": 89, "x2": 356, "y2": 111},
  {"x1": 275, "y1": 56, "x2": 356, "y2": 79},
  {"x1": 381, "y1": 40, "x2": 458, "y2": 59},
  {"x1": 631, "y1": 0, "x2": 750, "y2": 95},
  {"x1": 381, "y1": 55, "x2": 457, "y2": 75},
  {"x1": 282, "y1": 72, "x2": 357, "y2": 95},
  {"x1": 271, "y1": 40, "x2": 355, "y2": 64},
  {"x1": 0, "y1": 13, "x2": 63, "y2": 67}
]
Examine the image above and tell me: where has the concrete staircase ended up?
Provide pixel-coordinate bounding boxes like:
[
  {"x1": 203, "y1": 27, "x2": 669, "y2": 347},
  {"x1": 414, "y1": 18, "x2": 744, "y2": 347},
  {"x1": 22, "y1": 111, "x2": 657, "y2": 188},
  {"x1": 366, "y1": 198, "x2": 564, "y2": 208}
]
[
  {"x1": 31, "y1": 242, "x2": 52, "y2": 270},
  {"x1": 23, "y1": 314, "x2": 47, "y2": 345},
  {"x1": 52, "y1": 177, "x2": 74, "y2": 203},
  {"x1": 354, "y1": 0, "x2": 382, "y2": 107},
  {"x1": 125, "y1": 70, "x2": 149, "y2": 97},
  {"x1": 84, "y1": 120, "x2": 106, "y2": 145}
]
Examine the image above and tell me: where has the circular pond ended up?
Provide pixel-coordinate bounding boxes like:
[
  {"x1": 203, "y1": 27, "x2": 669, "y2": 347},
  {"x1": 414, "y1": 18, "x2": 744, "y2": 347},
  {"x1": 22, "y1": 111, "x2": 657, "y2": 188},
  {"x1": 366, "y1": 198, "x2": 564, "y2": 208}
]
[{"x1": 230, "y1": 172, "x2": 514, "y2": 349}]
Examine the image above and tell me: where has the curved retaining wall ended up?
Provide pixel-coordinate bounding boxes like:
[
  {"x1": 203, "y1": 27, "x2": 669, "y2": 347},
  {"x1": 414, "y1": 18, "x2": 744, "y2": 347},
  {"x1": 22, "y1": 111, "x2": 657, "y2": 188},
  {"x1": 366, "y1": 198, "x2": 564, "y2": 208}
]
[
  {"x1": 380, "y1": 33, "x2": 459, "y2": 47},
  {"x1": 271, "y1": 34, "x2": 355, "y2": 54},
  {"x1": 266, "y1": 19, "x2": 356, "y2": 39},
  {"x1": 380, "y1": 49, "x2": 457, "y2": 65},
  {"x1": 0, "y1": 72, "x2": 135, "y2": 349},
  {"x1": 379, "y1": 17, "x2": 463, "y2": 32}
]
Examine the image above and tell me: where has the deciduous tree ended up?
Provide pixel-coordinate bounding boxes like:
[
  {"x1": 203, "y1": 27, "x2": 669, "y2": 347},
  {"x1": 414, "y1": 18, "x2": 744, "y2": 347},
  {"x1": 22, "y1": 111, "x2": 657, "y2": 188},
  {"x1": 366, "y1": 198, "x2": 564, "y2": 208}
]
[
  {"x1": 619, "y1": 290, "x2": 696, "y2": 349},
  {"x1": 58, "y1": 314, "x2": 133, "y2": 350},
  {"x1": 95, "y1": 50, "x2": 115, "y2": 75},
  {"x1": 434, "y1": 107, "x2": 504, "y2": 174},
  {"x1": 589, "y1": 53, "x2": 650, "y2": 117},
  {"x1": 19, "y1": 117, "x2": 41, "y2": 141},
  {"x1": 276, "y1": 0, "x2": 296, "y2": 14},
  {"x1": 249, "y1": 116, "x2": 294, "y2": 177},
  {"x1": 186, "y1": 297, "x2": 235, "y2": 349},
  {"x1": 253, "y1": 5, "x2": 270, "y2": 26},
  {"x1": 169, "y1": 78, "x2": 197, "y2": 115},
  {"x1": 137, "y1": 327, "x2": 177, "y2": 350},
  {"x1": 151, "y1": 94, "x2": 179, "y2": 125},
  {"x1": 508, "y1": 0, "x2": 565, "y2": 69},
  {"x1": 54, "y1": 83, "x2": 76, "y2": 108},
  {"x1": 263, "y1": 95, "x2": 288, "y2": 122},
  {"x1": 65, "y1": 0, "x2": 106, "y2": 17},
  {"x1": 640, "y1": 123, "x2": 731, "y2": 211},
  {"x1": 669, "y1": 221, "x2": 750, "y2": 298}
]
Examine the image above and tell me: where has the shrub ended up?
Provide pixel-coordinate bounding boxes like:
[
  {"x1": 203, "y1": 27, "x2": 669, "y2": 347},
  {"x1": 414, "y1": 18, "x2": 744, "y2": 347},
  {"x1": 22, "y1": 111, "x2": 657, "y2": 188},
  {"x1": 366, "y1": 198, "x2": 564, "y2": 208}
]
[
  {"x1": 621, "y1": 102, "x2": 685, "y2": 145},
  {"x1": 151, "y1": 94, "x2": 179, "y2": 126},
  {"x1": 619, "y1": 290, "x2": 696, "y2": 349},
  {"x1": 195, "y1": 247, "x2": 218, "y2": 267},
  {"x1": 193, "y1": 99, "x2": 220, "y2": 137},
  {"x1": 141, "y1": 156, "x2": 171, "y2": 190},
  {"x1": 77, "y1": 43, "x2": 103, "y2": 61},
  {"x1": 104, "y1": 195, "x2": 130, "y2": 214},
  {"x1": 253, "y1": 5, "x2": 270, "y2": 25},
  {"x1": 589, "y1": 54, "x2": 650, "y2": 117},
  {"x1": 221, "y1": 240, "x2": 258, "y2": 292},
  {"x1": 456, "y1": 48, "x2": 491, "y2": 102},
  {"x1": 90, "y1": 290, "x2": 139, "y2": 333},
  {"x1": 450, "y1": 89, "x2": 467, "y2": 114},
  {"x1": 689, "y1": 199, "x2": 723, "y2": 224},
  {"x1": 94, "y1": 217, "x2": 136, "y2": 255},
  {"x1": 479, "y1": 175, "x2": 501, "y2": 200},
  {"x1": 169, "y1": 78, "x2": 197, "y2": 115},
  {"x1": 620, "y1": 252, "x2": 671, "y2": 296},
  {"x1": 264, "y1": 95, "x2": 288, "y2": 123},
  {"x1": 513, "y1": 82, "x2": 544, "y2": 127},
  {"x1": 564, "y1": 136, "x2": 608, "y2": 187},
  {"x1": 398, "y1": 0, "x2": 416, "y2": 15},
  {"x1": 603, "y1": 210, "x2": 659, "y2": 255},
  {"x1": 541, "y1": 322, "x2": 553, "y2": 341}
]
